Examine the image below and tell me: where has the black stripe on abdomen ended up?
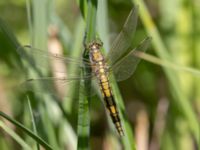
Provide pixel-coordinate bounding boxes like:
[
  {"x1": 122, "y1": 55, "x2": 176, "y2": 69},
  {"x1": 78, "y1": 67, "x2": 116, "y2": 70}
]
[
  {"x1": 104, "y1": 95, "x2": 124, "y2": 136},
  {"x1": 98, "y1": 76, "x2": 124, "y2": 136}
]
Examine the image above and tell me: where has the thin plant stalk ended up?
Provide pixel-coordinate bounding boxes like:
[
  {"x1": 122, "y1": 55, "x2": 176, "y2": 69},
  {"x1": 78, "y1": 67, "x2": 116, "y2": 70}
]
[{"x1": 77, "y1": 0, "x2": 97, "y2": 149}]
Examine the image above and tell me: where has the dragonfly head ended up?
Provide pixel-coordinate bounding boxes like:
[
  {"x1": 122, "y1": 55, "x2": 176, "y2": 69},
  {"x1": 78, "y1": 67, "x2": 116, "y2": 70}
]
[{"x1": 88, "y1": 40, "x2": 103, "y2": 51}]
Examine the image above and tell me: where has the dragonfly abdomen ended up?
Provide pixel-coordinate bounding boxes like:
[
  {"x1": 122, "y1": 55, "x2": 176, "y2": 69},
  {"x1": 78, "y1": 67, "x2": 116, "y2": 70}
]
[
  {"x1": 99, "y1": 75, "x2": 124, "y2": 137},
  {"x1": 88, "y1": 41, "x2": 124, "y2": 136}
]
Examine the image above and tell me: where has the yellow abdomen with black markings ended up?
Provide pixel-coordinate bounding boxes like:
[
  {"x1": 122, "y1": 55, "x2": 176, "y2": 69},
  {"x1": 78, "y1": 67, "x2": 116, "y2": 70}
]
[{"x1": 88, "y1": 41, "x2": 124, "y2": 137}]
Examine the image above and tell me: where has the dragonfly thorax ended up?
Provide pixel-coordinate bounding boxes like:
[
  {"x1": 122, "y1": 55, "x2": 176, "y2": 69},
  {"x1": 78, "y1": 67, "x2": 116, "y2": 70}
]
[
  {"x1": 88, "y1": 41, "x2": 104, "y2": 63},
  {"x1": 89, "y1": 49, "x2": 104, "y2": 63}
]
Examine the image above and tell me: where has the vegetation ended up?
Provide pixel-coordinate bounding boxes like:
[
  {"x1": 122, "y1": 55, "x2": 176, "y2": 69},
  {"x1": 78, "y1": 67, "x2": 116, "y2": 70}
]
[{"x1": 0, "y1": 0, "x2": 199, "y2": 150}]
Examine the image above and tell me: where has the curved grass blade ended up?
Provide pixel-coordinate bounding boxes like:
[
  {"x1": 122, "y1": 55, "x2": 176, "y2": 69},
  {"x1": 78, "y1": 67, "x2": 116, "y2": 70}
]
[
  {"x1": 134, "y1": 51, "x2": 200, "y2": 77},
  {"x1": 39, "y1": 102, "x2": 60, "y2": 150},
  {"x1": 0, "y1": 111, "x2": 53, "y2": 150},
  {"x1": 0, "y1": 120, "x2": 32, "y2": 150},
  {"x1": 0, "y1": 18, "x2": 20, "y2": 50},
  {"x1": 27, "y1": 97, "x2": 40, "y2": 150}
]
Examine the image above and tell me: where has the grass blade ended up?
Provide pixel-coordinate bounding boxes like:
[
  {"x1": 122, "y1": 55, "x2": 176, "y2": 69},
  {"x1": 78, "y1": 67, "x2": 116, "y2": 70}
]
[
  {"x1": 27, "y1": 97, "x2": 40, "y2": 150},
  {"x1": 97, "y1": 0, "x2": 110, "y2": 51},
  {"x1": 77, "y1": 0, "x2": 97, "y2": 149},
  {"x1": 0, "y1": 120, "x2": 32, "y2": 150},
  {"x1": 134, "y1": 51, "x2": 200, "y2": 77},
  {"x1": 0, "y1": 111, "x2": 53, "y2": 150},
  {"x1": 39, "y1": 101, "x2": 60, "y2": 150}
]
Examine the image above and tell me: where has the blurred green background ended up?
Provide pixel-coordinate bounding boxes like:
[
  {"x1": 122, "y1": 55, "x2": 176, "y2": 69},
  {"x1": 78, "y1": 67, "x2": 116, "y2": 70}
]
[{"x1": 0, "y1": 0, "x2": 199, "y2": 150}]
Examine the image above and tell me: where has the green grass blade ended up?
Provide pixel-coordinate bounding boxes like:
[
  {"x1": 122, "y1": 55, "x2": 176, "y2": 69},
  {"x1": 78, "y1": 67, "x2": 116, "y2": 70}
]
[
  {"x1": 32, "y1": 0, "x2": 48, "y2": 49},
  {"x1": 39, "y1": 101, "x2": 60, "y2": 150},
  {"x1": 26, "y1": 0, "x2": 33, "y2": 46},
  {"x1": 76, "y1": 94, "x2": 91, "y2": 150},
  {"x1": 134, "y1": 51, "x2": 200, "y2": 77},
  {"x1": 0, "y1": 18, "x2": 20, "y2": 50},
  {"x1": 0, "y1": 120, "x2": 32, "y2": 150},
  {"x1": 97, "y1": 0, "x2": 110, "y2": 51},
  {"x1": 77, "y1": 0, "x2": 88, "y2": 19},
  {"x1": 77, "y1": 0, "x2": 97, "y2": 149},
  {"x1": 0, "y1": 111, "x2": 53, "y2": 150},
  {"x1": 84, "y1": 0, "x2": 97, "y2": 43},
  {"x1": 27, "y1": 97, "x2": 40, "y2": 150},
  {"x1": 132, "y1": 0, "x2": 199, "y2": 142}
]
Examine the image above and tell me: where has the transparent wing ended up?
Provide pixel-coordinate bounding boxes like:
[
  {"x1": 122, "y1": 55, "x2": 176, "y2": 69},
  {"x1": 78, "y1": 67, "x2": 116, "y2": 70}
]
[
  {"x1": 16, "y1": 45, "x2": 91, "y2": 76},
  {"x1": 111, "y1": 37, "x2": 152, "y2": 81},
  {"x1": 19, "y1": 75, "x2": 96, "y2": 99},
  {"x1": 107, "y1": 5, "x2": 139, "y2": 66}
]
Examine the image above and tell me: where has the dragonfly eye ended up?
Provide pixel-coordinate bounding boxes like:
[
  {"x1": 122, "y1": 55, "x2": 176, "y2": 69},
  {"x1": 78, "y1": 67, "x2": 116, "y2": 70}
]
[{"x1": 95, "y1": 39, "x2": 103, "y2": 47}]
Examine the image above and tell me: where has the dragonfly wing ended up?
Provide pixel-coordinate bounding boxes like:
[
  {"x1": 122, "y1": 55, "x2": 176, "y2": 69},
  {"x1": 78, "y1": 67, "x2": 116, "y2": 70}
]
[
  {"x1": 16, "y1": 45, "x2": 91, "y2": 76},
  {"x1": 107, "y1": 5, "x2": 138, "y2": 66},
  {"x1": 111, "y1": 37, "x2": 152, "y2": 82},
  {"x1": 19, "y1": 76, "x2": 96, "y2": 99}
]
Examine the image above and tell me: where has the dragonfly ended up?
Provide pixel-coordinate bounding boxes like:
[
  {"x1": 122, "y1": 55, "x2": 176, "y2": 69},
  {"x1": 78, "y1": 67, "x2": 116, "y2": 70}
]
[{"x1": 17, "y1": 6, "x2": 151, "y2": 137}]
